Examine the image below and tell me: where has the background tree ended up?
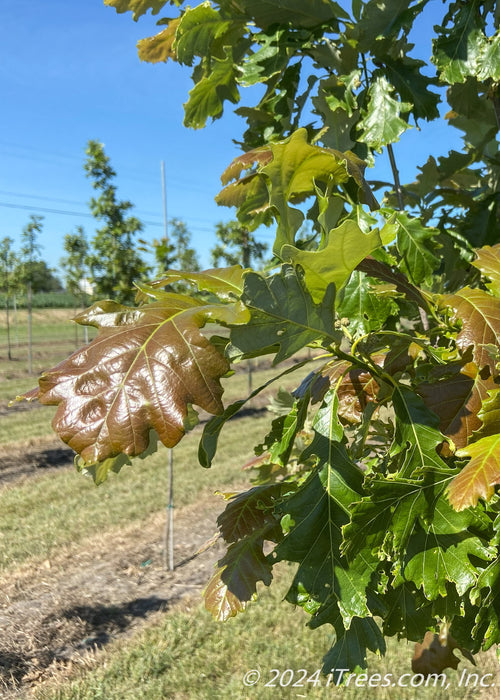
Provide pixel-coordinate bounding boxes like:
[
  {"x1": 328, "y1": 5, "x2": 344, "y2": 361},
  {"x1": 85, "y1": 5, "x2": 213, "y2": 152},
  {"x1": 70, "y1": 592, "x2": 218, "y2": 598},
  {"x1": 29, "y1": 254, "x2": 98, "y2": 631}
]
[
  {"x1": 61, "y1": 226, "x2": 91, "y2": 345},
  {"x1": 0, "y1": 237, "x2": 18, "y2": 360},
  {"x1": 151, "y1": 217, "x2": 200, "y2": 275},
  {"x1": 20, "y1": 214, "x2": 43, "y2": 374},
  {"x1": 19, "y1": 261, "x2": 63, "y2": 293},
  {"x1": 84, "y1": 140, "x2": 150, "y2": 303},
  {"x1": 211, "y1": 220, "x2": 267, "y2": 269}
]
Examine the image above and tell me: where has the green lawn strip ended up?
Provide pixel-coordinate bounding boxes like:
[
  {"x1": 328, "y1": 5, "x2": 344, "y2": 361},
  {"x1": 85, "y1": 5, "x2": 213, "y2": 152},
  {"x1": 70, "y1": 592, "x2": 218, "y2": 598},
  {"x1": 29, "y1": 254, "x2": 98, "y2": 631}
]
[
  {"x1": 33, "y1": 565, "x2": 499, "y2": 700},
  {"x1": 0, "y1": 413, "x2": 270, "y2": 571}
]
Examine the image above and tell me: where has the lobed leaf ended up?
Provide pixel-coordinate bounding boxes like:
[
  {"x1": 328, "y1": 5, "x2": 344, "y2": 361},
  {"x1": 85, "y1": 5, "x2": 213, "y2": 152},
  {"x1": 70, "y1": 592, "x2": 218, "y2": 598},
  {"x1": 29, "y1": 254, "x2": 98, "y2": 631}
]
[
  {"x1": 335, "y1": 270, "x2": 399, "y2": 335},
  {"x1": 417, "y1": 362, "x2": 497, "y2": 449},
  {"x1": 357, "y1": 76, "x2": 412, "y2": 151},
  {"x1": 146, "y1": 265, "x2": 246, "y2": 301},
  {"x1": 471, "y1": 243, "x2": 500, "y2": 296},
  {"x1": 204, "y1": 533, "x2": 274, "y2": 621},
  {"x1": 229, "y1": 264, "x2": 339, "y2": 365},
  {"x1": 175, "y1": 3, "x2": 235, "y2": 67},
  {"x1": 281, "y1": 220, "x2": 385, "y2": 302},
  {"x1": 441, "y1": 287, "x2": 500, "y2": 376},
  {"x1": 394, "y1": 212, "x2": 440, "y2": 285},
  {"x1": 448, "y1": 435, "x2": 500, "y2": 511},
  {"x1": 137, "y1": 21, "x2": 180, "y2": 63},
  {"x1": 184, "y1": 49, "x2": 240, "y2": 129},
  {"x1": 20, "y1": 295, "x2": 248, "y2": 464},
  {"x1": 104, "y1": 0, "x2": 173, "y2": 21},
  {"x1": 223, "y1": 0, "x2": 349, "y2": 30},
  {"x1": 398, "y1": 526, "x2": 495, "y2": 599}
]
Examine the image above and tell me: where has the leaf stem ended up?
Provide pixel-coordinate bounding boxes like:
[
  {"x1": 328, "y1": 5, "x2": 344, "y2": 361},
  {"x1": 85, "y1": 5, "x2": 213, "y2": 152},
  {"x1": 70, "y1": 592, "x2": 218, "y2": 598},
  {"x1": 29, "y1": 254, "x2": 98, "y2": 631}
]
[{"x1": 387, "y1": 143, "x2": 405, "y2": 211}]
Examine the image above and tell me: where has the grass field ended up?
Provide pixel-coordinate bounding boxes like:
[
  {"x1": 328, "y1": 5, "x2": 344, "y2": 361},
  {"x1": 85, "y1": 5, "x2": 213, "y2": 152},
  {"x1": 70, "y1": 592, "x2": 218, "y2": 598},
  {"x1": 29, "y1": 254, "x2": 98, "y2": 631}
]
[{"x1": 1, "y1": 309, "x2": 499, "y2": 698}]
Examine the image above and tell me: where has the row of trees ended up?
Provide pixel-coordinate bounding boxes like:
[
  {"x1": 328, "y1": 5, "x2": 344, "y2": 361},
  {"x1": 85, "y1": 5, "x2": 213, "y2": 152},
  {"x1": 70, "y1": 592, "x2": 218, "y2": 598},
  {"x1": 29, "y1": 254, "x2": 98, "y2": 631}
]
[{"x1": 1, "y1": 139, "x2": 268, "y2": 359}]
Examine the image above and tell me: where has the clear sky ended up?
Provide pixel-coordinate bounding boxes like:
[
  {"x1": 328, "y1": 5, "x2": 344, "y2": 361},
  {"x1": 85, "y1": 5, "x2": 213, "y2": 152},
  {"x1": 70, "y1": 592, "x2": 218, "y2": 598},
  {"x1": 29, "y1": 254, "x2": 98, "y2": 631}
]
[{"x1": 0, "y1": 0, "x2": 462, "y2": 277}]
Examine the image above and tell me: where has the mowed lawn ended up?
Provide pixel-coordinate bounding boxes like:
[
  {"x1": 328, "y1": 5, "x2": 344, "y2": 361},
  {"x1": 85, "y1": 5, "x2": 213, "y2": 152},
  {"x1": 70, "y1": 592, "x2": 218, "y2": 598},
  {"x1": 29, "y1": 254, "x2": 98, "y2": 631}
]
[{"x1": 1, "y1": 309, "x2": 499, "y2": 699}]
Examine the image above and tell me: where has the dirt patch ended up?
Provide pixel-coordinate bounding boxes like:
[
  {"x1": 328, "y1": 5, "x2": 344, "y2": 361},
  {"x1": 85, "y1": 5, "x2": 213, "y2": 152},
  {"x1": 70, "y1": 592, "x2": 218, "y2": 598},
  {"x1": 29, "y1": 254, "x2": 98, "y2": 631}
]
[
  {"x1": 0, "y1": 437, "x2": 76, "y2": 488},
  {"x1": 0, "y1": 496, "x2": 228, "y2": 697}
]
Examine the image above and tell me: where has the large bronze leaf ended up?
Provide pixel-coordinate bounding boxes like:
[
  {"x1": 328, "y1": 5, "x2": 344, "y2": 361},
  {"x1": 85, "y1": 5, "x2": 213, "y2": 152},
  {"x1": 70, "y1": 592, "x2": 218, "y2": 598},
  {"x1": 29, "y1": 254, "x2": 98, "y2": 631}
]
[{"x1": 20, "y1": 296, "x2": 247, "y2": 464}]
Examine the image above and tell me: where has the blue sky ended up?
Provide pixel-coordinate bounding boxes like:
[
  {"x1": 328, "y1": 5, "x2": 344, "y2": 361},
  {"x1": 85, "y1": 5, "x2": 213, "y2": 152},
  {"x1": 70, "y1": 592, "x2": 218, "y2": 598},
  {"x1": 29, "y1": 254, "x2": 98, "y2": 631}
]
[{"x1": 0, "y1": 0, "x2": 462, "y2": 277}]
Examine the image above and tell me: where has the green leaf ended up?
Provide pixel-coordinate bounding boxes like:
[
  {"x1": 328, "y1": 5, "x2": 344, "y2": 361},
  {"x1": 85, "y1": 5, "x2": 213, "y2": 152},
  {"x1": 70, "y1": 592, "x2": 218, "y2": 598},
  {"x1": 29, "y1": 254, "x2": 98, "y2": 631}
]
[
  {"x1": 224, "y1": 0, "x2": 350, "y2": 30},
  {"x1": 322, "y1": 617, "x2": 386, "y2": 677},
  {"x1": 397, "y1": 523, "x2": 495, "y2": 600},
  {"x1": 476, "y1": 387, "x2": 500, "y2": 440},
  {"x1": 204, "y1": 532, "x2": 274, "y2": 621},
  {"x1": 147, "y1": 265, "x2": 246, "y2": 300},
  {"x1": 104, "y1": 0, "x2": 172, "y2": 22},
  {"x1": 477, "y1": 33, "x2": 500, "y2": 81},
  {"x1": 184, "y1": 49, "x2": 240, "y2": 129},
  {"x1": 432, "y1": 1, "x2": 488, "y2": 84},
  {"x1": 356, "y1": 256, "x2": 432, "y2": 313},
  {"x1": 281, "y1": 220, "x2": 385, "y2": 302},
  {"x1": 229, "y1": 264, "x2": 339, "y2": 365},
  {"x1": 448, "y1": 435, "x2": 500, "y2": 511},
  {"x1": 357, "y1": 76, "x2": 412, "y2": 151},
  {"x1": 237, "y1": 28, "x2": 291, "y2": 87},
  {"x1": 336, "y1": 270, "x2": 399, "y2": 334},
  {"x1": 19, "y1": 295, "x2": 248, "y2": 463},
  {"x1": 175, "y1": 3, "x2": 234, "y2": 67},
  {"x1": 274, "y1": 452, "x2": 374, "y2": 630},
  {"x1": 440, "y1": 287, "x2": 500, "y2": 376},
  {"x1": 381, "y1": 56, "x2": 440, "y2": 122},
  {"x1": 391, "y1": 386, "x2": 450, "y2": 479},
  {"x1": 394, "y1": 212, "x2": 440, "y2": 285},
  {"x1": 261, "y1": 130, "x2": 373, "y2": 253}
]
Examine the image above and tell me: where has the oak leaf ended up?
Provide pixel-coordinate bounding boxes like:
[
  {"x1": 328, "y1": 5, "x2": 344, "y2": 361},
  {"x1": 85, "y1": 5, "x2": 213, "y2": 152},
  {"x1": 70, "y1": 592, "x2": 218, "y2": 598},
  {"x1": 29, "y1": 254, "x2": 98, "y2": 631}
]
[
  {"x1": 447, "y1": 434, "x2": 500, "y2": 511},
  {"x1": 20, "y1": 296, "x2": 247, "y2": 464}
]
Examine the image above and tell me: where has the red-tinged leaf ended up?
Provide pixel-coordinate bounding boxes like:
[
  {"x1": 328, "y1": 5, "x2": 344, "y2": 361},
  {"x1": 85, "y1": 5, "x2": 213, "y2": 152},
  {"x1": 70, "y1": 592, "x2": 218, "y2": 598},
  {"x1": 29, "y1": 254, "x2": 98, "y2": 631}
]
[
  {"x1": 204, "y1": 534, "x2": 274, "y2": 621},
  {"x1": 104, "y1": 0, "x2": 171, "y2": 21},
  {"x1": 418, "y1": 362, "x2": 496, "y2": 448},
  {"x1": 320, "y1": 358, "x2": 381, "y2": 423},
  {"x1": 219, "y1": 145, "x2": 272, "y2": 185},
  {"x1": 447, "y1": 434, "x2": 500, "y2": 511},
  {"x1": 471, "y1": 243, "x2": 500, "y2": 296},
  {"x1": 20, "y1": 297, "x2": 247, "y2": 464},
  {"x1": 137, "y1": 21, "x2": 180, "y2": 63},
  {"x1": 441, "y1": 287, "x2": 500, "y2": 376},
  {"x1": 412, "y1": 628, "x2": 474, "y2": 676}
]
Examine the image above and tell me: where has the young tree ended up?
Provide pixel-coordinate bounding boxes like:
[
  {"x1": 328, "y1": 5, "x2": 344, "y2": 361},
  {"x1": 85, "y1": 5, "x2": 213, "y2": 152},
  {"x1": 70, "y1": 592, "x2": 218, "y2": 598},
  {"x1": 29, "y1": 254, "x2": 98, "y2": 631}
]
[
  {"x1": 211, "y1": 221, "x2": 267, "y2": 269},
  {"x1": 0, "y1": 237, "x2": 18, "y2": 360},
  {"x1": 61, "y1": 227, "x2": 91, "y2": 345},
  {"x1": 151, "y1": 217, "x2": 200, "y2": 275},
  {"x1": 20, "y1": 215, "x2": 43, "y2": 374},
  {"x1": 84, "y1": 140, "x2": 150, "y2": 303},
  {"x1": 21, "y1": 0, "x2": 500, "y2": 676}
]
